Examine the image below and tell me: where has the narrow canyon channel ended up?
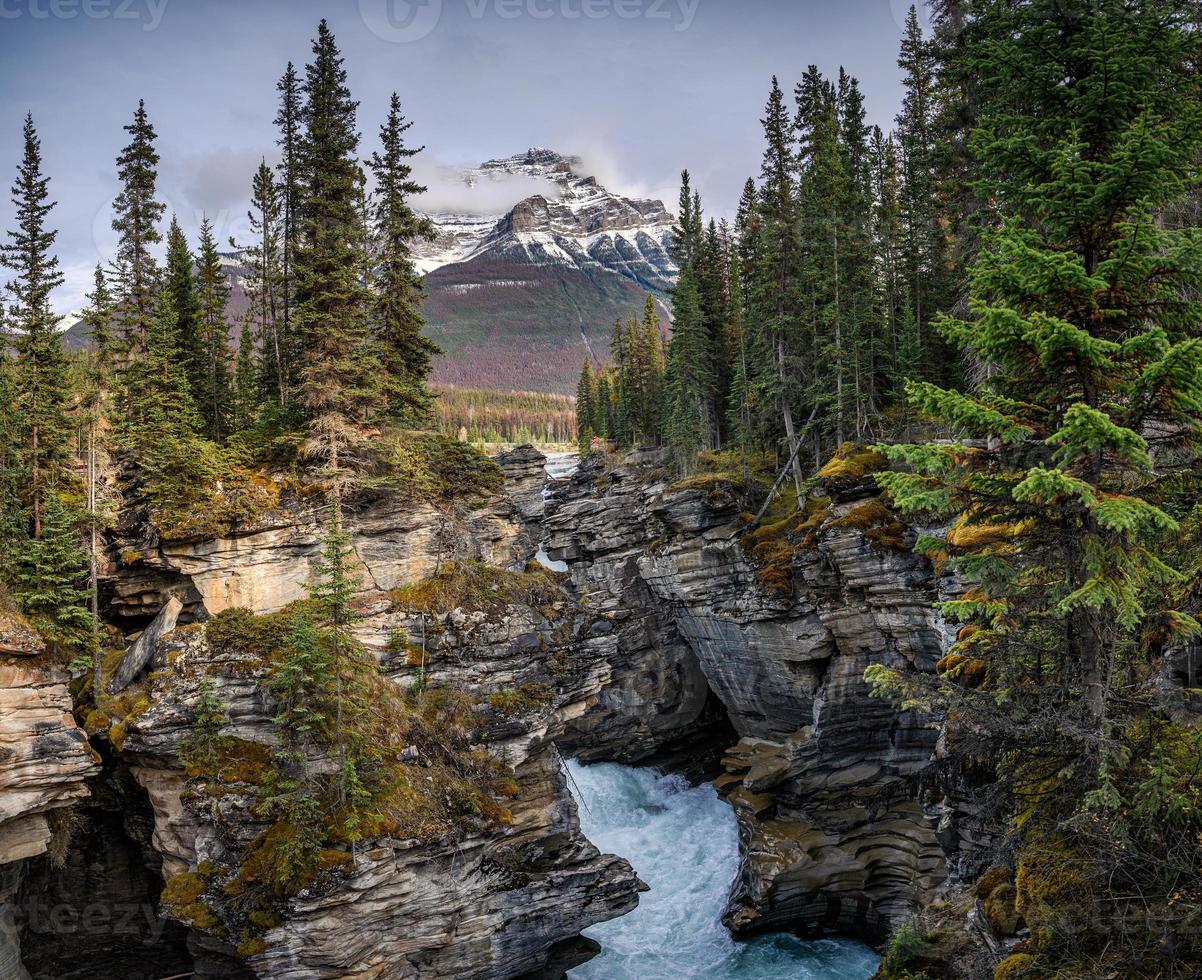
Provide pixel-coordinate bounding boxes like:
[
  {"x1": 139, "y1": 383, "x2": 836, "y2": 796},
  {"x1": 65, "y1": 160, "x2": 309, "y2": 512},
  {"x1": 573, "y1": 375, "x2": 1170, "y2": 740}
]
[
  {"x1": 538, "y1": 455, "x2": 879, "y2": 979},
  {"x1": 565, "y1": 761, "x2": 881, "y2": 979}
]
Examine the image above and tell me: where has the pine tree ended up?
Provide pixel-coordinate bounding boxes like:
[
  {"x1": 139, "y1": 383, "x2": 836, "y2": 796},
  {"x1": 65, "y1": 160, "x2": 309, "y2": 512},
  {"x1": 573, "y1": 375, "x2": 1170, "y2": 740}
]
[
  {"x1": 111, "y1": 100, "x2": 165, "y2": 354},
  {"x1": 1, "y1": 114, "x2": 70, "y2": 542},
  {"x1": 368, "y1": 93, "x2": 441, "y2": 425},
  {"x1": 163, "y1": 216, "x2": 203, "y2": 406},
  {"x1": 575, "y1": 358, "x2": 595, "y2": 453},
  {"x1": 872, "y1": 3, "x2": 1202, "y2": 968},
  {"x1": 294, "y1": 21, "x2": 379, "y2": 501},
  {"x1": 195, "y1": 217, "x2": 232, "y2": 442},
  {"x1": 12, "y1": 493, "x2": 92, "y2": 649},
  {"x1": 275, "y1": 62, "x2": 303, "y2": 401},
  {"x1": 246, "y1": 160, "x2": 286, "y2": 405}
]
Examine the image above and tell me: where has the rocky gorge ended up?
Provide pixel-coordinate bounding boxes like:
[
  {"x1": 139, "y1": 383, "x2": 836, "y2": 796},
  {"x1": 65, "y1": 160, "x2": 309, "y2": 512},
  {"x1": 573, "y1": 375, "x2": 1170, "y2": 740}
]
[{"x1": 0, "y1": 442, "x2": 1011, "y2": 979}]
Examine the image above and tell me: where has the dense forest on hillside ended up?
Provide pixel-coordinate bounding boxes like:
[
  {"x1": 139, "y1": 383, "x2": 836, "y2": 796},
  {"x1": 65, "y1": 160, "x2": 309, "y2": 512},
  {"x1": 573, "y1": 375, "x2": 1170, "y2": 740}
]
[{"x1": 2, "y1": 2, "x2": 1202, "y2": 977}]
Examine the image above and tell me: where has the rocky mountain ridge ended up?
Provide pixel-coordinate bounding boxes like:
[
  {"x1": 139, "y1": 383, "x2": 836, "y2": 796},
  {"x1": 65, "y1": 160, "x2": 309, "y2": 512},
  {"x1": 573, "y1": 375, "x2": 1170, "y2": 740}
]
[
  {"x1": 415, "y1": 148, "x2": 678, "y2": 297},
  {"x1": 63, "y1": 149, "x2": 675, "y2": 395}
]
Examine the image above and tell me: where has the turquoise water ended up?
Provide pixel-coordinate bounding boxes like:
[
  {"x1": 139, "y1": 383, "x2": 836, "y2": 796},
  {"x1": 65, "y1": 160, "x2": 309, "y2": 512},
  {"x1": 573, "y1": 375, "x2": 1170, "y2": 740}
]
[{"x1": 566, "y1": 761, "x2": 880, "y2": 980}]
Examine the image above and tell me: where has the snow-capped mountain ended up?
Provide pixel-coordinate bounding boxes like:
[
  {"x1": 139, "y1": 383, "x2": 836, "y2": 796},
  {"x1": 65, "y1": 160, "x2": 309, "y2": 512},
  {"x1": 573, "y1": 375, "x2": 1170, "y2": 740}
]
[
  {"x1": 416, "y1": 148, "x2": 678, "y2": 296},
  {"x1": 65, "y1": 150, "x2": 677, "y2": 394}
]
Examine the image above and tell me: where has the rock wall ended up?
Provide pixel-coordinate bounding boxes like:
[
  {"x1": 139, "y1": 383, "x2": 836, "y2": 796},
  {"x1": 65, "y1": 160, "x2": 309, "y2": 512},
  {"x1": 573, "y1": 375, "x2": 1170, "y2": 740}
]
[
  {"x1": 104, "y1": 471, "x2": 534, "y2": 626},
  {"x1": 544, "y1": 450, "x2": 951, "y2": 943},
  {"x1": 541, "y1": 451, "x2": 732, "y2": 774},
  {"x1": 0, "y1": 637, "x2": 101, "y2": 978}
]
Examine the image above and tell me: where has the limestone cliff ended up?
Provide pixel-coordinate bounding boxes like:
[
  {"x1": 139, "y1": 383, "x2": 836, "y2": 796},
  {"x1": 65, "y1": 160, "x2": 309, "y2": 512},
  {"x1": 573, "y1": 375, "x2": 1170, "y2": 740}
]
[
  {"x1": 0, "y1": 640, "x2": 102, "y2": 976},
  {"x1": 4, "y1": 448, "x2": 639, "y2": 979},
  {"x1": 544, "y1": 449, "x2": 953, "y2": 944}
]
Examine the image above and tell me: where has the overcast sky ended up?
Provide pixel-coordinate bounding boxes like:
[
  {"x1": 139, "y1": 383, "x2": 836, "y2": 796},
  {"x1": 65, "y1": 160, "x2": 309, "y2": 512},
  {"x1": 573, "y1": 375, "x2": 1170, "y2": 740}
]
[{"x1": 0, "y1": 0, "x2": 931, "y2": 312}]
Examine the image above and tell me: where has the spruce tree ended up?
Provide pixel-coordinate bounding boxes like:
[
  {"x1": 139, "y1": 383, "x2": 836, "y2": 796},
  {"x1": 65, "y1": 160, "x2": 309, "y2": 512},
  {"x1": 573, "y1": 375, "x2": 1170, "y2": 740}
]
[
  {"x1": 12, "y1": 493, "x2": 92, "y2": 649},
  {"x1": 294, "y1": 21, "x2": 379, "y2": 501},
  {"x1": 895, "y1": 6, "x2": 953, "y2": 382},
  {"x1": 275, "y1": 62, "x2": 303, "y2": 399},
  {"x1": 871, "y1": 2, "x2": 1202, "y2": 969},
  {"x1": 111, "y1": 100, "x2": 165, "y2": 354},
  {"x1": 195, "y1": 217, "x2": 232, "y2": 442},
  {"x1": 749, "y1": 77, "x2": 807, "y2": 489},
  {"x1": 1, "y1": 114, "x2": 70, "y2": 542},
  {"x1": 246, "y1": 160, "x2": 286, "y2": 405},
  {"x1": 368, "y1": 93, "x2": 440, "y2": 424},
  {"x1": 666, "y1": 266, "x2": 710, "y2": 464},
  {"x1": 163, "y1": 216, "x2": 203, "y2": 405},
  {"x1": 575, "y1": 359, "x2": 595, "y2": 453},
  {"x1": 121, "y1": 288, "x2": 205, "y2": 498}
]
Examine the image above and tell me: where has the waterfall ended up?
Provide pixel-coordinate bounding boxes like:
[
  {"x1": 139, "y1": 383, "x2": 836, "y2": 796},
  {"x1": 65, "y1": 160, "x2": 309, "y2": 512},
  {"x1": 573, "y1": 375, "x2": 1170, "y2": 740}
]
[{"x1": 566, "y1": 761, "x2": 880, "y2": 980}]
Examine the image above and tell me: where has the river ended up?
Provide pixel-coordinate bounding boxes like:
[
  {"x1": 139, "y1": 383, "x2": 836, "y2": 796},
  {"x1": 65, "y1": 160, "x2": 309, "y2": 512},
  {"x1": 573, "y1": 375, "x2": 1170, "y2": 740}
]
[{"x1": 565, "y1": 761, "x2": 880, "y2": 980}]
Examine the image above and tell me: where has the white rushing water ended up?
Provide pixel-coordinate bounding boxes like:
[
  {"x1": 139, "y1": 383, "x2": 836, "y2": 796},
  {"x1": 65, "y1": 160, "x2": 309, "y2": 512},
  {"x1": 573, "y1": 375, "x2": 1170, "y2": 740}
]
[
  {"x1": 566, "y1": 761, "x2": 880, "y2": 980},
  {"x1": 534, "y1": 453, "x2": 579, "y2": 572}
]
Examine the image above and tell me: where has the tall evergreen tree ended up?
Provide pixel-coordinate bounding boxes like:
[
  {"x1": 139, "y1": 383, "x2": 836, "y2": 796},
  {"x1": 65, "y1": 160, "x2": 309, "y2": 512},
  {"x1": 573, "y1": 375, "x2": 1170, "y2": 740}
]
[
  {"x1": 275, "y1": 62, "x2": 303, "y2": 398},
  {"x1": 872, "y1": 3, "x2": 1202, "y2": 970},
  {"x1": 163, "y1": 216, "x2": 203, "y2": 406},
  {"x1": 294, "y1": 21, "x2": 378, "y2": 501},
  {"x1": 195, "y1": 217, "x2": 233, "y2": 442},
  {"x1": 749, "y1": 77, "x2": 807, "y2": 490},
  {"x1": 575, "y1": 358, "x2": 595, "y2": 453},
  {"x1": 79, "y1": 266, "x2": 114, "y2": 641},
  {"x1": 666, "y1": 266, "x2": 710, "y2": 464},
  {"x1": 245, "y1": 160, "x2": 287, "y2": 405},
  {"x1": 1, "y1": 114, "x2": 69, "y2": 541},
  {"x1": 367, "y1": 93, "x2": 440, "y2": 424},
  {"x1": 895, "y1": 6, "x2": 953, "y2": 381},
  {"x1": 120, "y1": 287, "x2": 205, "y2": 499},
  {"x1": 111, "y1": 100, "x2": 165, "y2": 354}
]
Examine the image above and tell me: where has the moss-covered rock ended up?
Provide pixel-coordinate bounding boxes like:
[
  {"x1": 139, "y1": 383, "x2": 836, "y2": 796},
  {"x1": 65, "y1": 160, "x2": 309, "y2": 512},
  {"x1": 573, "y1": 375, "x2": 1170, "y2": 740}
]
[
  {"x1": 993, "y1": 953, "x2": 1035, "y2": 980},
  {"x1": 391, "y1": 561, "x2": 565, "y2": 618}
]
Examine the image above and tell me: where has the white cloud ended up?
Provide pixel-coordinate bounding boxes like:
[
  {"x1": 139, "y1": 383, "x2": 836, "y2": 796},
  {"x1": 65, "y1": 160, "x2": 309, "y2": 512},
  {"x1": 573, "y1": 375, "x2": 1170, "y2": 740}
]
[{"x1": 412, "y1": 155, "x2": 562, "y2": 216}]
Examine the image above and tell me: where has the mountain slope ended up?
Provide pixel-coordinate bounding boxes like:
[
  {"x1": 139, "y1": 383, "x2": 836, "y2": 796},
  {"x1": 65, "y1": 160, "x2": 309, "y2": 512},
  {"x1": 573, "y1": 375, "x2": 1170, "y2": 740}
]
[
  {"x1": 64, "y1": 149, "x2": 676, "y2": 394},
  {"x1": 419, "y1": 149, "x2": 676, "y2": 392}
]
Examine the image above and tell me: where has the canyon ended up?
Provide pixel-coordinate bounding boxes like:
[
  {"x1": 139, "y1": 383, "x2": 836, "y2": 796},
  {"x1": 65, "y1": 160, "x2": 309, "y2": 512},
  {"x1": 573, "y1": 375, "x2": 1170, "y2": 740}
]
[{"x1": 0, "y1": 443, "x2": 1005, "y2": 978}]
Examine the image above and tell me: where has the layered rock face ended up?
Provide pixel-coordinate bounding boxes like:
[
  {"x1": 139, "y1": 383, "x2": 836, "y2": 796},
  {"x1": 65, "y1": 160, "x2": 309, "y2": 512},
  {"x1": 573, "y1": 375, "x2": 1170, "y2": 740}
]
[
  {"x1": 7, "y1": 453, "x2": 639, "y2": 979},
  {"x1": 542, "y1": 451, "x2": 730, "y2": 774},
  {"x1": 0, "y1": 628, "x2": 101, "y2": 979},
  {"x1": 544, "y1": 451, "x2": 950, "y2": 943},
  {"x1": 113, "y1": 604, "x2": 638, "y2": 979},
  {"x1": 103, "y1": 476, "x2": 533, "y2": 627}
]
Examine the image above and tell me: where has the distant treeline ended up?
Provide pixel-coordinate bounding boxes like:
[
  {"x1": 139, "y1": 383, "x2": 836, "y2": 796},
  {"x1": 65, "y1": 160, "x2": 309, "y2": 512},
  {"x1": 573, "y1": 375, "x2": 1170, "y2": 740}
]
[{"x1": 431, "y1": 385, "x2": 576, "y2": 445}]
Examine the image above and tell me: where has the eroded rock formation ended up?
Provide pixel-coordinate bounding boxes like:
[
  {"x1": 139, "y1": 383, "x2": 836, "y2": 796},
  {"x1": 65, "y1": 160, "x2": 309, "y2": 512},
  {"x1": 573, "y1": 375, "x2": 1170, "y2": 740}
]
[
  {"x1": 544, "y1": 449, "x2": 951, "y2": 944},
  {"x1": 4, "y1": 451, "x2": 640, "y2": 979},
  {"x1": 0, "y1": 648, "x2": 102, "y2": 976},
  {"x1": 3, "y1": 440, "x2": 978, "y2": 977}
]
